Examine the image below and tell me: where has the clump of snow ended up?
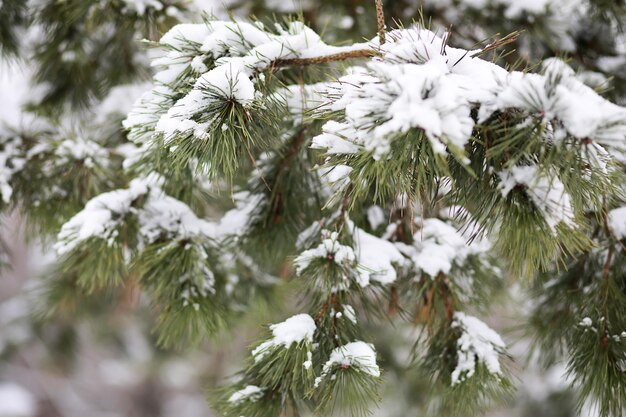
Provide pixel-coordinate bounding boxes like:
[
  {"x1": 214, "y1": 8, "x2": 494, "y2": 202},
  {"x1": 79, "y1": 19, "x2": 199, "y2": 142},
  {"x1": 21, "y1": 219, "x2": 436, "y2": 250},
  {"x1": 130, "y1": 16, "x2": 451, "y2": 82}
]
[
  {"x1": 252, "y1": 314, "x2": 316, "y2": 361},
  {"x1": 479, "y1": 58, "x2": 626, "y2": 151},
  {"x1": 366, "y1": 206, "x2": 386, "y2": 230},
  {"x1": 608, "y1": 207, "x2": 626, "y2": 240},
  {"x1": 312, "y1": 26, "x2": 512, "y2": 162},
  {"x1": 139, "y1": 195, "x2": 217, "y2": 244},
  {"x1": 55, "y1": 137, "x2": 108, "y2": 169},
  {"x1": 213, "y1": 191, "x2": 264, "y2": 239},
  {"x1": 323, "y1": 59, "x2": 474, "y2": 160},
  {"x1": 318, "y1": 165, "x2": 353, "y2": 194},
  {"x1": 316, "y1": 341, "x2": 380, "y2": 387},
  {"x1": 159, "y1": 23, "x2": 212, "y2": 49},
  {"x1": 123, "y1": 86, "x2": 176, "y2": 144},
  {"x1": 376, "y1": 27, "x2": 507, "y2": 103},
  {"x1": 397, "y1": 218, "x2": 491, "y2": 278},
  {"x1": 313, "y1": 28, "x2": 625, "y2": 168},
  {"x1": 311, "y1": 121, "x2": 363, "y2": 155},
  {"x1": 55, "y1": 176, "x2": 154, "y2": 254},
  {"x1": 293, "y1": 230, "x2": 356, "y2": 274},
  {"x1": 451, "y1": 312, "x2": 506, "y2": 385},
  {"x1": 295, "y1": 222, "x2": 404, "y2": 288},
  {"x1": 303, "y1": 350, "x2": 313, "y2": 370},
  {"x1": 348, "y1": 220, "x2": 404, "y2": 287},
  {"x1": 121, "y1": 0, "x2": 164, "y2": 15},
  {"x1": 498, "y1": 165, "x2": 575, "y2": 232},
  {"x1": 228, "y1": 385, "x2": 264, "y2": 404},
  {"x1": 269, "y1": 314, "x2": 316, "y2": 346}
]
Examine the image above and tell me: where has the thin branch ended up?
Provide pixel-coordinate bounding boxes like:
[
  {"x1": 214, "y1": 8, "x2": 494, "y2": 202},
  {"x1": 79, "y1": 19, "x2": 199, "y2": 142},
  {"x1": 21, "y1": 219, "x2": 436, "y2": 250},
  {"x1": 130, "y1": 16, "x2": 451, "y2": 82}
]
[
  {"x1": 335, "y1": 183, "x2": 355, "y2": 230},
  {"x1": 375, "y1": 0, "x2": 386, "y2": 45},
  {"x1": 273, "y1": 49, "x2": 378, "y2": 67},
  {"x1": 470, "y1": 31, "x2": 521, "y2": 59}
]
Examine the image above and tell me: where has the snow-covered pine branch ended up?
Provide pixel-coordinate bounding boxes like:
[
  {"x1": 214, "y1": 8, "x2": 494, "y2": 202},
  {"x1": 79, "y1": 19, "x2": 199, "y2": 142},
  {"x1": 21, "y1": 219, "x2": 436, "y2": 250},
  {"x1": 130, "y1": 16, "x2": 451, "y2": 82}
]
[{"x1": 2, "y1": 2, "x2": 626, "y2": 416}]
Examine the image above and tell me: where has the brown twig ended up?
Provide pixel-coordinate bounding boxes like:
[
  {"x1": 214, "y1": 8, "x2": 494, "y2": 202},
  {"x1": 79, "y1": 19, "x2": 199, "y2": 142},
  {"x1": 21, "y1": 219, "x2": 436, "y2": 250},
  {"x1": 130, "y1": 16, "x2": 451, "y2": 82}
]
[
  {"x1": 374, "y1": 0, "x2": 386, "y2": 45},
  {"x1": 388, "y1": 285, "x2": 400, "y2": 317},
  {"x1": 273, "y1": 49, "x2": 378, "y2": 68},
  {"x1": 335, "y1": 183, "x2": 355, "y2": 230}
]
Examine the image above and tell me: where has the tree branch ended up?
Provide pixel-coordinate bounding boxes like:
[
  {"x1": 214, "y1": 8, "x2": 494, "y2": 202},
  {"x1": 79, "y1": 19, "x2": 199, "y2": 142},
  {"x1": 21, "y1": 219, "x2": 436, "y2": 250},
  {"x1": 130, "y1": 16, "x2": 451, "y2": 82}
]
[
  {"x1": 273, "y1": 49, "x2": 378, "y2": 68},
  {"x1": 374, "y1": 0, "x2": 386, "y2": 45}
]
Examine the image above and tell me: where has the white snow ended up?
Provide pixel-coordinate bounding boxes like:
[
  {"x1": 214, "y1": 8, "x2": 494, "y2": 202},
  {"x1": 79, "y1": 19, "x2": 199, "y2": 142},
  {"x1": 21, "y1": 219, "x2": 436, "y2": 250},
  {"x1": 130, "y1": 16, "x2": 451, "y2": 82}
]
[
  {"x1": 320, "y1": 341, "x2": 380, "y2": 382},
  {"x1": 55, "y1": 138, "x2": 108, "y2": 168},
  {"x1": 294, "y1": 230, "x2": 356, "y2": 274},
  {"x1": 498, "y1": 165, "x2": 575, "y2": 232},
  {"x1": 349, "y1": 221, "x2": 404, "y2": 286},
  {"x1": 295, "y1": 222, "x2": 403, "y2": 287},
  {"x1": 280, "y1": 82, "x2": 332, "y2": 123},
  {"x1": 0, "y1": 136, "x2": 25, "y2": 204},
  {"x1": 55, "y1": 176, "x2": 154, "y2": 254},
  {"x1": 312, "y1": 28, "x2": 625, "y2": 168},
  {"x1": 318, "y1": 165, "x2": 353, "y2": 193},
  {"x1": 94, "y1": 83, "x2": 153, "y2": 125},
  {"x1": 303, "y1": 350, "x2": 313, "y2": 370},
  {"x1": 214, "y1": 192, "x2": 264, "y2": 239},
  {"x1": 313, "y1": 27, "x2": 509, "y2": 161},
  {"x1": 608, "y1": 207, "x2": 626, "y2": 240},
  {"x1": 326, "y1": 60, "x2": 474, "y2": 159},
  {"x1": 228, "y1": 385, "x2": 264, "y2": 404},
  {"x1": 402, "y1": 218, "x2": 490, "y2": 278},
  {"x1": 139, "y1": 195, "x2": 217, "y2": 244},
  {"x1": 251, "y1": 314, "x2": 316, "y2": 361},
  {"x1": 55, "y1": 174, "x2": 217, "y2": 254},
  {"x1": 311, "y1": 121, "x2": 361, "y2": 154},
  {"x1": 479, "y1": 59, "x2": 626, "y2": 151},
  {"x1": 343, "y1": 305, "x2": 357, "y2": 324},
  {"x1": 451, "y1": 312, "x2": 506, "y2": 385},
  {"x1": 367, "y1": 206, "x2": 386, "y2": 230},
  {"x1": 121, "y1": 0, "x2": 164, "y2": 15}
]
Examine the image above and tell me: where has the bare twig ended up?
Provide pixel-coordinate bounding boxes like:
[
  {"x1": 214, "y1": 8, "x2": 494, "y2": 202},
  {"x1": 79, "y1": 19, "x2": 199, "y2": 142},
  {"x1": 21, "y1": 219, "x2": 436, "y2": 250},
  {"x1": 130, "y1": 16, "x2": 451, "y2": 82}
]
[
  {"x1": 335, "y1": 183, "x2": 355, "y2": 230},
  {"x1": 375, "y1": 0, "x2": 386, "y2": 45},
  {"x1": 273, "y1": 49, "x2": 377, "y2": 67}
]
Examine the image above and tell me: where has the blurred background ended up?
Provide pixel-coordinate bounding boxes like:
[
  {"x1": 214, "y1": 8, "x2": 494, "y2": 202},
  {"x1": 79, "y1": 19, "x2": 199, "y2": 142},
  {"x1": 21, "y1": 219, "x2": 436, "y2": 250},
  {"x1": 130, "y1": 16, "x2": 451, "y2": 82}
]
[{"x1": 1, "y1": 0, "x2": 624, "y2": 416}]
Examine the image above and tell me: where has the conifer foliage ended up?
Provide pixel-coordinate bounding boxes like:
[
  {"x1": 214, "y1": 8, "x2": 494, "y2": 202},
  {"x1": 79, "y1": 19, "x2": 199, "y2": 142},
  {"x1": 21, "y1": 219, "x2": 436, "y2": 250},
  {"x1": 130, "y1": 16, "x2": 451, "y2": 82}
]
[{"x1": 1, "y1": 0, "x2": 626, "y2": 416}]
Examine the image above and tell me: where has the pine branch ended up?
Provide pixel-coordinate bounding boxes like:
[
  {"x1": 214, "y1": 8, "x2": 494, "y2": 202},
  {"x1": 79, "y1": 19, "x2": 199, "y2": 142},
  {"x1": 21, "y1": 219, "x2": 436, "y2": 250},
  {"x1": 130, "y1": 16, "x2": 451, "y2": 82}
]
[{"x1": 273, "y1": 49, "x2": 378, "y2": 68}]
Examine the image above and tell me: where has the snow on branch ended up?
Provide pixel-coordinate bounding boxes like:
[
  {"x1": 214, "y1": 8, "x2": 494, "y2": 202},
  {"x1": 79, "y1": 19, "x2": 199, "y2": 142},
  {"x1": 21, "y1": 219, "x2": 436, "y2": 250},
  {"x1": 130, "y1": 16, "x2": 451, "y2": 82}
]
[
  {"x1": 251, "y1": 314, "x2": 316, "y2": 361},
  {"x1": 125, "y1": 20, "x2": 372, "y2": 147},
  {"x1": 55, "y1": 174, "x2": 217, "y2": 255},
  {"x1": 451, "y1": 312, "x2": 507, "y2": 385},
  {"x1": 498, "y1": 165, "x2": 575, "y2": 232}
]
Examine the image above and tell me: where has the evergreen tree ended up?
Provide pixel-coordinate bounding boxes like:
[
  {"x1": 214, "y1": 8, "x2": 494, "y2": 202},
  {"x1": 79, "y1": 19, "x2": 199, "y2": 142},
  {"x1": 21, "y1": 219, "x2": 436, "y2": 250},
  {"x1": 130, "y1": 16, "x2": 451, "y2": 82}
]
[{"x1": 1, "y1": 0, "x2": 626, "y2": 416}]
